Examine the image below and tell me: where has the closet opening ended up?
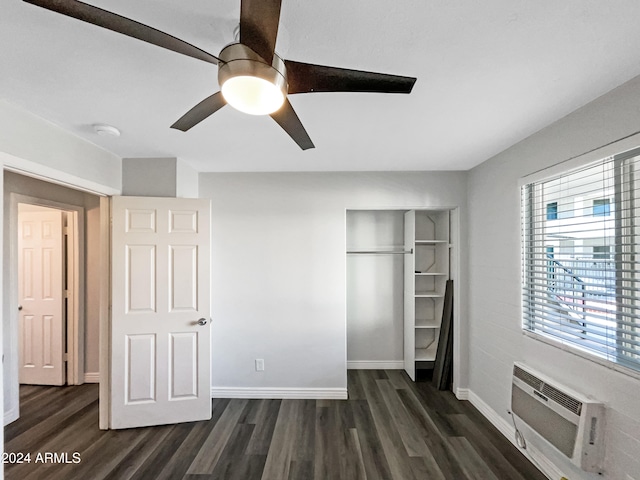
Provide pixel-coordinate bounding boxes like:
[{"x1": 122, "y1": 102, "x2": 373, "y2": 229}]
[{"x1": 346, "y1": 208, "x2": 457, "y2": 387}]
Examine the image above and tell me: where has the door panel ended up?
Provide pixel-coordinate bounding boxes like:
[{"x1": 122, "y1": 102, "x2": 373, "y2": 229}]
[
  {"x1": 111, "y1": 196, "x2": 211, "y2": 429},
  {"x1": 404, "y1": 211, "x2": 416, "y2": 381},
  {"x1": 18, "y1": 209, "x2": 65, "y2": 386},
  {"x1": 125, "y1": 334, "x2": 156, "y2": 403}
]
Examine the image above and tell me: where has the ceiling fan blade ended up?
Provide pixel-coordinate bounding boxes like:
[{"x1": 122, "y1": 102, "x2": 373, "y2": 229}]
[
  {"x1": 171, "y1": 92, "x2": 227, "y2": 132},
  {"x1": 240, "y1": 0, "x2": 281, "y2": 64},
  {"x1": 270, "y1": 99, "x2": 314, "y2": 150},
  {"x1": 23, "y1": 0, "x2": 219, "y2": 65},
  {"x1": 284, "y1": 60, "x2": 416, "y2": 95}
]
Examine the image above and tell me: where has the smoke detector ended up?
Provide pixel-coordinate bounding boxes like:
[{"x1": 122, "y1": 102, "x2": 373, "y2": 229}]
[{"x1": 93, "y1": 124, "x2": 121, "y2": 137}]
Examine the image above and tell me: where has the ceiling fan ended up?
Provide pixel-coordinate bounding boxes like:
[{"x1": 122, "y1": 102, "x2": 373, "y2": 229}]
[{"x1": 23, "y1": 0, "x2": 417, "y2": 150}]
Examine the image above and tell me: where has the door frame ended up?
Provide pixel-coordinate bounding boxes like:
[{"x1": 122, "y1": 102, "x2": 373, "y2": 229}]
[
  {"x1": 2, "y1": 154, "x2": 118, "y2": 433},
  {"x1": 6, "y1": 194, "x2": 84, "y2": 423}
]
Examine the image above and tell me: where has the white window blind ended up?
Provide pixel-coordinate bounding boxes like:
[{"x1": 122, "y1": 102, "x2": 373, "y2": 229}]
[{"x1": 521, "y1": 148, "x2": 640, "y2": 372}]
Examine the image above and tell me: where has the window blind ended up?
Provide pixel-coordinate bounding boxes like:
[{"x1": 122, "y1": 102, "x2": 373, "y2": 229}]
[{"x1": 521, "y1": 147, "x2": 640, "y2": 372}]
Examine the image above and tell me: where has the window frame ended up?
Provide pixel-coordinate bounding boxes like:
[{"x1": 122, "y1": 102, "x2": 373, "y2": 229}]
[{"x1": 520, "y1": 146, "x2": 640, "y2": 375}]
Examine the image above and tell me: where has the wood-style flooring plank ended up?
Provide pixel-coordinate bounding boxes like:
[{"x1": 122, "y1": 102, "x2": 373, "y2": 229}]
[
  {"x1": 103, "y1": 426, "x2": 175, "y2": 480},
  {"x1": 6, "y1": 374, "x2": 547, "y2": 480},
  {"x1": 449, "y1": 413, "x2": 547, "y2": 480},
  {"x1": 210, "y1": 423, "x2": 262, "y2": 480},
  {"x1": 376, "y1": 378, "x2": 431, "y2": 457},
  {"x1": 245, "y1": 399, "x2": 282, "y2": 455},
  {"x1": 350, "y1": 399, "x2": 394, "y2": 480},
  {"x1": 395, "y1": 387, "x2": 469, "y2": 479},
  {"x1": 358, "y1": 370, "x2": 419, "y2": 480},
  {"x1": 261, "y1": 399, "x2": 314, "y2": 480},
  {"x1": 448, "y1": 436, "x2": 501, "y2": 480},
  {"x1": 186, "y1": 398, "x2": 248, "y2": 474}
]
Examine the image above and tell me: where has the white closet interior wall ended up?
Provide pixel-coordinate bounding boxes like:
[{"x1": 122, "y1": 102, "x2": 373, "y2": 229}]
[{"x1": 346, "y1": 210, "x2": 405, "y2": 367}]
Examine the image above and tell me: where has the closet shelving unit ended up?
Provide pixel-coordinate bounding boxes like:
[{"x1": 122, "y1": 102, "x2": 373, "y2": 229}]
[{"x1": 404, "y1": 210, "x2": 451, "y2": 381}]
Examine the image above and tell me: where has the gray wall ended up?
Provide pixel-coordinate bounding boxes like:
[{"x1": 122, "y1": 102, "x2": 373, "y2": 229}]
[
  {"x1": 122, "y1": 157, "x2": 198, "y2": 198},
  {"x1": 467, "y1": 75, "x2": 640, "y2": 478},
  {"x1": 199, "y1": 172, "x2": 467, "y2": 391},
  {"x1": 347, "y1": 210, "x2": 405, "y2": 366}
]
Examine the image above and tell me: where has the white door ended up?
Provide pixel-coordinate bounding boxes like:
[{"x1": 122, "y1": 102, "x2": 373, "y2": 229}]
[
  {"x1": 404, "y1": 211, "x2": 416, "y2": 381},
  {"x1": 111, "y1": 196, "x2": 211, "y2": 429},
  {"x1": 18, "y1": 208, "x2": 66, "y2": 386}
]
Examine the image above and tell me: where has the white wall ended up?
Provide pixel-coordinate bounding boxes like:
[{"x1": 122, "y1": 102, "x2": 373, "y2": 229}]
[
  {"x1": 1, "y1": 102, "x2": 120, "y2": 433},
  {"x1": 0, "y1": 100, "x2": 121, "y2": 192},
  {"x1": 200, "y1": 172, "x2": 467, "y2": 393},
  {"x1": 467, "y1": 75, "x2": 640, "y2": 479},
  {"x1": 346, "y1": 210, "x2": 405, "y2": 367}
]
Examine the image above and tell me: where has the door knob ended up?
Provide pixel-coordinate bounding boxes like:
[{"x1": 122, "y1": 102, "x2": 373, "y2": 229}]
[
  {"x1": 196, "y1": 318, "x2": 208, "y2": 326},
  {"x1": 18, "y1": 305, "x2": 23, "y2": 311}
]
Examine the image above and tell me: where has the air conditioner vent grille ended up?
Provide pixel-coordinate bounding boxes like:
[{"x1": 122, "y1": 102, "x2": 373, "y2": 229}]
[
  {"x1": 513, "y1": 365, "x2": 582, "y2": 415},
  {"x1": 514, "y1": 365, "x2": 543, "y2": 390},
  {"x1": 541, "y1": 384, "x2": 582, "y2": 415}
]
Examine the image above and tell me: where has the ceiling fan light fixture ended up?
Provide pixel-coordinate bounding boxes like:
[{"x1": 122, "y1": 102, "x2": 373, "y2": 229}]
[
  {"x1": 221, "y1": 75, "x2": 285, "y2": 115},
  {"x1": 218, "y1": 43, "x2": 287, "y2": 116}
]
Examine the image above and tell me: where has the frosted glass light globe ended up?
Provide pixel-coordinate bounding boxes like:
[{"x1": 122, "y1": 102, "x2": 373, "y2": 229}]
[{"x1": 221, "y1": 76, "x2": 285, "y2": 115}]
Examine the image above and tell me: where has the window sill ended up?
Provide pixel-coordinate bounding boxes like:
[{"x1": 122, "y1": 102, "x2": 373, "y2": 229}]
[{"x1": 522, "y1": 329, "x2": 640, "y2": 382}]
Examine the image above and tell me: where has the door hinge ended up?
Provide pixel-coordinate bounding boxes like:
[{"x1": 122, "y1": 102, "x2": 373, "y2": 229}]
[
  {"x1": 63, "y1": 353, "x2": 69, "y2": 362},
  {"x1": 64, "y1": 289, "x2": 70, "y2": 299}
]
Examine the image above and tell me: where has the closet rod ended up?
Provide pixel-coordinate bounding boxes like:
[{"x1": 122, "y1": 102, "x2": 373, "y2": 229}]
[{"x1": 347, "y1": 249, "x2": 413, "y2": 255}]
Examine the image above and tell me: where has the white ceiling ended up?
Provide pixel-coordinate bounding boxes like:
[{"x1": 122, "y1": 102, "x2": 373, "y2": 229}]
[{"x1": 2, "y1": 1, "x2": 640, "y2": 172}]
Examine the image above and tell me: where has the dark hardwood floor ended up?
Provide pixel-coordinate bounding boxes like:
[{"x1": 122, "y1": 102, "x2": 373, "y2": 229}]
[{"x1": 5, "y1": 370, "x2": 547, "y2": 480}]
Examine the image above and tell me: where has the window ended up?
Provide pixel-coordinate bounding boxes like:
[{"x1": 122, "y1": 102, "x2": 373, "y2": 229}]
[
  {"x1": 521, "y1": 148, "x2": 640, "y2": 372},
  {"x1": 592, "y1": 245, "x2": 610, "y2": 260},
  {"x1": 593, "y1": 198, "x2": 611, "y2": 217}
]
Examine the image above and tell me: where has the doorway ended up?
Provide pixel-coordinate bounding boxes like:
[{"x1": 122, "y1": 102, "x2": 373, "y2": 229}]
[
  {"x1": 17, "y1": 203, "x2": 81, "y2": 386},
  {"x1": 4, "y1": 181, "x2": 102, "y2": 426}
]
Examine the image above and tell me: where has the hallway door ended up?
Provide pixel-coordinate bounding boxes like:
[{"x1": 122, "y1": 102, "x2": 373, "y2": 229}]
[{"x1": 18, "y1": 208, "x2": 65, "y2": 386}]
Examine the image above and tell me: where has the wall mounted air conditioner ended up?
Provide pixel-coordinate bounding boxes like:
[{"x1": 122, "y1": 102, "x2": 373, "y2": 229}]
[{"x1": 511, "y1": 362, "x2": 605, "y2": 473}]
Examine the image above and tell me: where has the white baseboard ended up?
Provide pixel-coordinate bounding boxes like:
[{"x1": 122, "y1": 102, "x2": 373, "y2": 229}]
[
  {"x1": 4, "y1": 406, "x2": 19, "y2": 426},
  {"x1": 467, "y1": 389, "x2": 564, "y2": 480},
  {"x1": 455, "y1": 387, "x2": 469, "y2": 400},
  {"x1": 84, "y1": 372, "x2": 100, "y2": 383},
  {"x1": 211, "y1": 387, "x2": 348, "y2": 400},
  {"x1": 347, "y1": 360, "x2": 404, "y2": 370}
]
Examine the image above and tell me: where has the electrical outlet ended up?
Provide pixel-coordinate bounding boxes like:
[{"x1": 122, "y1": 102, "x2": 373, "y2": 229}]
[{"x1": 255, "y1": 359, "x2": 265, "y2": 371}]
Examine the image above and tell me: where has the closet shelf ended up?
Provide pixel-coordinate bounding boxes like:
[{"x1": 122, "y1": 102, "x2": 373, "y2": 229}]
[
  {"x1": 415, "y1": 343, "x2": 438, "y2": 361},
  {"x1": 404, "y1": 209, "x2": 452, "y2": 381},
  {"x1": 415, "y1": 291, "x2": 443, "y2": 298}
]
